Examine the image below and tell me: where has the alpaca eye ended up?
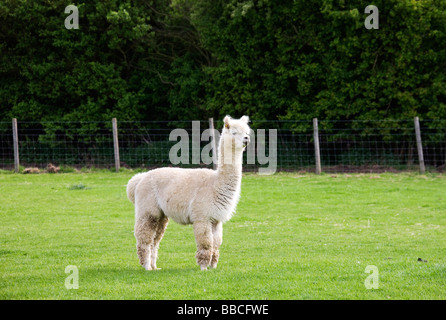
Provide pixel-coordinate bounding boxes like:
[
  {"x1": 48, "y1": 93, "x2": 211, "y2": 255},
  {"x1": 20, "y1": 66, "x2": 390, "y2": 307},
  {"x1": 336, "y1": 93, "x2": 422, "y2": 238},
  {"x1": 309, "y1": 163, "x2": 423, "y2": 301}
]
[{"x1": 232, "y1": 132, "x2": 237, "y2": 135}]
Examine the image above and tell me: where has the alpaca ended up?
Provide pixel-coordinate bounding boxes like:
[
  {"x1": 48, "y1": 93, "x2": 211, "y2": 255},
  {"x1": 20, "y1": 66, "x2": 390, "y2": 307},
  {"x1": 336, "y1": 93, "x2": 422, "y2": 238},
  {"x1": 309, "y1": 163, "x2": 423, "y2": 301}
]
[
  {"x1": 23, "y1": 167, "x2": 40, "y2": 174},
  {"x1": 127, "y1": 115, "x2": 251, "y2": 270},
  {"x1": 46, "y1": 163, "x2": 60, "y2": 173}
]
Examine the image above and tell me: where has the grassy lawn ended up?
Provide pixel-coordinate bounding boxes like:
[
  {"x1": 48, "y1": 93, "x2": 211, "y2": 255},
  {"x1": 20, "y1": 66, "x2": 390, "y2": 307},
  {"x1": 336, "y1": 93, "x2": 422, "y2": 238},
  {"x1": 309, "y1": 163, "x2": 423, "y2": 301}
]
[{"x1": 0, "y1": 170, "x2": 445, "y2": 300}]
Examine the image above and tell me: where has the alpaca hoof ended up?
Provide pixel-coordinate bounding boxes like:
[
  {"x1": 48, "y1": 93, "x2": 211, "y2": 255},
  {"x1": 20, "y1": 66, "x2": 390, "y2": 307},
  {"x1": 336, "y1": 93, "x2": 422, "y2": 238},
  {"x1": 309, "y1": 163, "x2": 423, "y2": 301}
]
[
  {"x1": 143, "y1": 263, "x2": 153, "y2": 271},
  {"x1": 200, "y1": 266, "x2": 208, "y2": 271}
]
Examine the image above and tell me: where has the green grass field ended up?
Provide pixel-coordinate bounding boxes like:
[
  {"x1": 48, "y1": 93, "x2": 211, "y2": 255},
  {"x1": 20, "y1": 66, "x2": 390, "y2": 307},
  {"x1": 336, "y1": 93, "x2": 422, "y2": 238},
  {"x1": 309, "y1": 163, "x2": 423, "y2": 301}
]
[{"x1": 0, "y1": 171, "x2": 445, "y2": 300}]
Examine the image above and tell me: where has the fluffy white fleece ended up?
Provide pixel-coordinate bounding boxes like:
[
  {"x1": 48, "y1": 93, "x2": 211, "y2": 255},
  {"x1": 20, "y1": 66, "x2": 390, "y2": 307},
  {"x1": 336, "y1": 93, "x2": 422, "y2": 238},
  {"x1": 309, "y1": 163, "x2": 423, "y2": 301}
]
[{"x1": 127, "y1": 115, "x2": 251, "y2": 270}]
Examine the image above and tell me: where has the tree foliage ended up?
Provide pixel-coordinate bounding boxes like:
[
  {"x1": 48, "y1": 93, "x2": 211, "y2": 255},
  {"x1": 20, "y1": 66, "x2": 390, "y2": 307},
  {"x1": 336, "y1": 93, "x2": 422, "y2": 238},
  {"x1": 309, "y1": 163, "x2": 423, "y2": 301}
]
[{"x1": 1, "y1": 0, "x2": 445, "y2": 125}]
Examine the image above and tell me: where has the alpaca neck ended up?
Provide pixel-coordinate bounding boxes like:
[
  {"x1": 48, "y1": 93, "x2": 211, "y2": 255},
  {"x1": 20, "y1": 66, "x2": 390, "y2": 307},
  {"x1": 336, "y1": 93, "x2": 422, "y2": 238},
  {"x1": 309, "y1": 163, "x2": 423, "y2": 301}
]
[{"x1": 216, "y1": 135, "x2": 243, "y2": 186}]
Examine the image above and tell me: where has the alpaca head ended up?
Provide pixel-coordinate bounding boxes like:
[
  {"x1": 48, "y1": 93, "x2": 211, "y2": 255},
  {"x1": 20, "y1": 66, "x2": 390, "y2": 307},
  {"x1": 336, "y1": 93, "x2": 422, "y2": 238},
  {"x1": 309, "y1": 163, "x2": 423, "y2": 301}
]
[{"x1": 222, "y1": 115, "x2": 251, "y2": 151}]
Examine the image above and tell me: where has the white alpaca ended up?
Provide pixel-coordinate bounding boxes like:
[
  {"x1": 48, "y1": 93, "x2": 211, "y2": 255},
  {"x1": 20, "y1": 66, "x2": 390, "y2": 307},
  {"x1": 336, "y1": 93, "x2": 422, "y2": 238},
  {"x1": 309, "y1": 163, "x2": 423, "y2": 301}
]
[{"x1": 127, "y1": 115, "x2": 251, "y2": 270}]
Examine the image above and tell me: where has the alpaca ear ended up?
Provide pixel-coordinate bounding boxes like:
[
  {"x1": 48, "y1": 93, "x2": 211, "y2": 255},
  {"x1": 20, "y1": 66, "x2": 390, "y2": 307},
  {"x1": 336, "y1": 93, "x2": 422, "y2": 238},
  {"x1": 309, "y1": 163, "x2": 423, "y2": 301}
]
[
  {"x1": 240, "y1": 115, "x2": 250, "y2": 123},
  {"x1": 224, "y1": 115, "x2": 231, "y2": 129}
]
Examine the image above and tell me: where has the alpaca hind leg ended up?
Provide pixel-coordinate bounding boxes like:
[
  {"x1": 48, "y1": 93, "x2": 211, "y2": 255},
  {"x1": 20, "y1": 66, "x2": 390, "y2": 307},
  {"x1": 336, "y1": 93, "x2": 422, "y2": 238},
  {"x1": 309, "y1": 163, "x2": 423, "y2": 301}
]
[
  {"x1": 193, "y1": 221, "x2": 213, "y2": 271},
  {"x1": 150, "y1": 215, "x2": 168, "y2": 270},
  {"x1": 134, "y1": 215, "x2": 160, "y2": 270},
  {"x1": 210, "y1": 221, "x2": 223, "y2": 269}
]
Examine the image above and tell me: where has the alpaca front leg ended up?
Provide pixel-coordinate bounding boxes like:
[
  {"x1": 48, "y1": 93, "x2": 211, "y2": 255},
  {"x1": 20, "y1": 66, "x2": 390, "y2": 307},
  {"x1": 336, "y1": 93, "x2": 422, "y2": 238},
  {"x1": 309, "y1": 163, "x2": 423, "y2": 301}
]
[
  {"x1": 210, "y1": 221, "x2": 223, "y2": 269},
  {"x1": 193, "y1": 221, "x2": 213, "y2": 271}
]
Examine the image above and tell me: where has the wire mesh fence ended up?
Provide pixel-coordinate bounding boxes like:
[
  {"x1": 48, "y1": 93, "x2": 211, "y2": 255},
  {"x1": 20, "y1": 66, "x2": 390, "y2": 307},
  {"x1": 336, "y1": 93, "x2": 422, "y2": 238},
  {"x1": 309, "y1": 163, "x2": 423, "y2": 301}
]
[{"x1": 0, "y1": 118, "x2": 445, "y2": 173}]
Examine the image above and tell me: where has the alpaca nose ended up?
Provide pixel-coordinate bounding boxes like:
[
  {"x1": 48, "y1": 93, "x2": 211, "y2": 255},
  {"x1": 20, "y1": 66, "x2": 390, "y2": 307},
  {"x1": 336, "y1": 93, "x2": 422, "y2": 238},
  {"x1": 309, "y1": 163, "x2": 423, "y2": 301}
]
[{"x1": 243, "y1": 136, "x2": 250, "y2": 145}]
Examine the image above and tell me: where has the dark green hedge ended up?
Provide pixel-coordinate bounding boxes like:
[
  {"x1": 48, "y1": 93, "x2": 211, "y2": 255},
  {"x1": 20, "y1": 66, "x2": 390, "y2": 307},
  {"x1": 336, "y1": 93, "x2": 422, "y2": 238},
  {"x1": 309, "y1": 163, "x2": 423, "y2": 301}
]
[{"x1": 1, "y1": 0, "x2": 445, "y2": 127}]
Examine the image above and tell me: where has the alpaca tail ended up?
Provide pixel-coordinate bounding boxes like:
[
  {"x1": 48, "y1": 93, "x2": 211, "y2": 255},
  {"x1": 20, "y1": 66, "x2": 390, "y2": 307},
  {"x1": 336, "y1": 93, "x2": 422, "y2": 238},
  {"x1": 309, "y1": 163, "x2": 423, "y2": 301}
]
[{"x1": 126, "y1": 173, "x2": 145, "y2": 204}]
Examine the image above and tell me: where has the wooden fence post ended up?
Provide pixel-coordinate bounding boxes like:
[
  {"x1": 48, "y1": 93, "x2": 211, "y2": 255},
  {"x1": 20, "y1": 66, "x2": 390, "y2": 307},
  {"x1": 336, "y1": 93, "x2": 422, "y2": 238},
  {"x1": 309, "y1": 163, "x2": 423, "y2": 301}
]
[
  {"x1": 313, "y1": 118, "x2": 322, "y2": 175},
  {"x1": 12, "y1": 118, "x2": 19, "y2": 173},
  {"x1": 209, "y1": 118, "x2": 218, "y2": 170},
  {"x1": 112, "y1": 118, "x2": 120, "y2": 172},
  {"x1": 414, "y1": 117, "x2": 425, "y2": 174}
]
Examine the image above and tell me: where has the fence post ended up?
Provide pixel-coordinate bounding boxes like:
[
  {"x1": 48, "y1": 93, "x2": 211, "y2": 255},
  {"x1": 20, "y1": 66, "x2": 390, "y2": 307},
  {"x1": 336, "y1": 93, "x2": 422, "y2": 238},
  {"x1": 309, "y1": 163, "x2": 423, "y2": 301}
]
[
  {"x1": 12, "y1": 118, "x2": 19, "y2": 173},
  {"x1": 112, "y1": 118, "x2": 120, "y2": 172},
  {"x1": 209, "y1": 118, "x2": 218, "y2": 170},
  {"x1": 313, "y1": 118, "x2": 322, "y2": 175},
  {"x1": 414, "y1": 117, "x2": 425, "y2": 174}
]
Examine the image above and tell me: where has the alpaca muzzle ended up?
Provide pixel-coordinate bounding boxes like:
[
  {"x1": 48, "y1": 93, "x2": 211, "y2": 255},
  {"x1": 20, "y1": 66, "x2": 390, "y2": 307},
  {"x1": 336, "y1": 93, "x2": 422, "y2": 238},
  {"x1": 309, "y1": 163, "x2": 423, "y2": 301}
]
[{"x1": 242, "y1": 136, "x2": 250, "y2": 148}]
